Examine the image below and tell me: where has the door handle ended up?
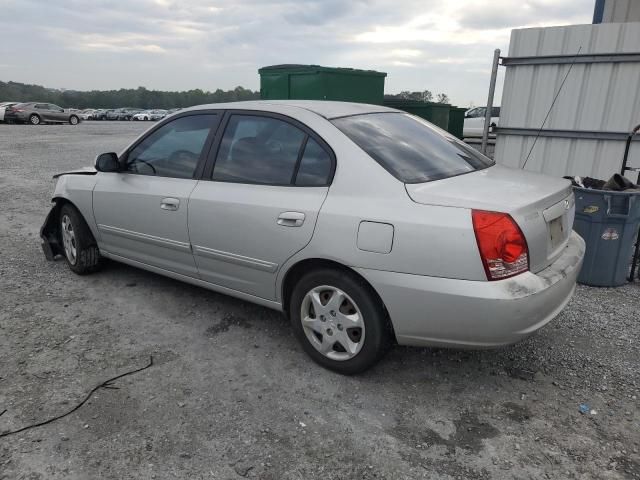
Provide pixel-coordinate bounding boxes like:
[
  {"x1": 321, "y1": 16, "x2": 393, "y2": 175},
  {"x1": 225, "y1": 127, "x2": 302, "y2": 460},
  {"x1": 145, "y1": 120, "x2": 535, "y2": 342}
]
[
  {"x1": 277, "y1": 211, "x2": 305, "y2": 227},
  {"x1": 161, "y1": 197, "x2": 180, "y2": 211}
]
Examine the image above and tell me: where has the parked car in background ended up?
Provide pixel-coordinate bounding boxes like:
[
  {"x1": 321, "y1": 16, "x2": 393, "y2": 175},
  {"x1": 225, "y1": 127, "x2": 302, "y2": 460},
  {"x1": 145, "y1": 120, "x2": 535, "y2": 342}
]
[
  {"x1": 0, "y1": 102, "x2": 20, "y2": 122},
  {"x1": 132, "y1": 110, "x2": 152, "y2": 121},
  {"x1": 93, "y1": 109, "x2": 109, "y2": 120},
  {"x1": 119, "y1": 108, "x2": 143, "y2": 121},
  {"x1": 106, "y1": 109, "x2": 123, "y2": 121},
  {"x1": 133, "y1": 109, "x2": 168, "y2": 121},
  {"x1": 79, "y1": 109, "x2": 97, "y2": 120},
  {"x1": 41, "y1": 100, "x2": 584, "y2": 374},
  {"x1": 5, "y1": 103, "x2": 81, "y2": 125},
  {"x1": 463, "y1": 106, "x2": 500, "y2": 138}
]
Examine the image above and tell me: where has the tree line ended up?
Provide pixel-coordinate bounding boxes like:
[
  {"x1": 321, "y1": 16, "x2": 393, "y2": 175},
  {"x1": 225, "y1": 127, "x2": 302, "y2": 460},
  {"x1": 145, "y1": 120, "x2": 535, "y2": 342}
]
[
  {"x1": 0, "y1": 81, "x2": 260, "y2": 109},
  {"x1": 384, "y1": 90, "x2": 450, "y2": 104}
]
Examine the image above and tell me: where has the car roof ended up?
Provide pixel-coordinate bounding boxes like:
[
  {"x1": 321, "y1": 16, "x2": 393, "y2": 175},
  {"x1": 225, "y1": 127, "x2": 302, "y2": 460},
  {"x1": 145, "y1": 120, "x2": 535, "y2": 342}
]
[{"x1": 181, "y1": 100, "x2": 399, "y2": 120}]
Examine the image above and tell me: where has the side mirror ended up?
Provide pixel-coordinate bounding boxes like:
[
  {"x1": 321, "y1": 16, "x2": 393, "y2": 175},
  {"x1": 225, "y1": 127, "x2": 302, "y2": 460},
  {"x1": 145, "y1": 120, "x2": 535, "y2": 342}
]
[{"x1": 95, "y1": 152, "x2": 120, "y2": 172}]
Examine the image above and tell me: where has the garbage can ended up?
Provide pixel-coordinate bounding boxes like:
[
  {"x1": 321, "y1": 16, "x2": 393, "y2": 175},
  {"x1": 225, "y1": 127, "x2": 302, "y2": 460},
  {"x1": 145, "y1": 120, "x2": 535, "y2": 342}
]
[{"x1": 573, "y1": 187, "x2": 640, "y2": 286}]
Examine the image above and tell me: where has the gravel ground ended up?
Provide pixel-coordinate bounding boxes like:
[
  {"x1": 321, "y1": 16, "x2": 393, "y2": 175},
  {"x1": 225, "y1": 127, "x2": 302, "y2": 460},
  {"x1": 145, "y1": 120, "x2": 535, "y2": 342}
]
[{"x1": 0, "y1": 121, "x2": 638, "y2": 480}]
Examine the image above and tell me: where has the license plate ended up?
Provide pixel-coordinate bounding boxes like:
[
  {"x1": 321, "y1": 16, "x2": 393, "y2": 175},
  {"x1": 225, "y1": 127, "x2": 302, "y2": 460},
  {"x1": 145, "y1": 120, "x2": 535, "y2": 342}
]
[{"x1": 549, "y1": 216, "x2": 565, "y2": 248}]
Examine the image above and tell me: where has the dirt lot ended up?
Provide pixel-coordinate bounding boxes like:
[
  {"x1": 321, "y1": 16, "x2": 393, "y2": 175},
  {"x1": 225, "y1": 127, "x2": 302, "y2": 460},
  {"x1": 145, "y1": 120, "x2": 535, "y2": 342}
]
[{"x1": 0, "y1": 121, "x2": 638, "y2": 480}]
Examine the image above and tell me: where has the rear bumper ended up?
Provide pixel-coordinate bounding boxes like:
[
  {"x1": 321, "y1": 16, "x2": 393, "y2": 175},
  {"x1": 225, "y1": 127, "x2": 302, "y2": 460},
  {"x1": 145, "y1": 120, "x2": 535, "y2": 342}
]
[{"x1": 356, "y1": 231, "x2": 585, "y2": 348}]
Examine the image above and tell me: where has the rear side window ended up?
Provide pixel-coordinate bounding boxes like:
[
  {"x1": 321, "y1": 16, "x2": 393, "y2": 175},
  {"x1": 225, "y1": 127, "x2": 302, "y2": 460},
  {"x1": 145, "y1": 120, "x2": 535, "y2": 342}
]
[
  {"x1": 295, "y1": 138, "x2": 332, "y2": 186},
  {"x1": 332, "y1": 112, "x2": 494, "y2": 184},
  {"x1": 213, "y1": 114, "x2": 333, "y2": 186}
]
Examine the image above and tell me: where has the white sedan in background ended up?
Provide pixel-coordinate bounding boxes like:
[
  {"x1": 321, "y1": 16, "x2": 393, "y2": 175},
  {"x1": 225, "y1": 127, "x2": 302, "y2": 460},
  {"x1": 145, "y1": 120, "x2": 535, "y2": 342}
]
[
  {"x1": 133, "y1": 109, "x2": 168, "y2": 121},
  {"x1": 463, "y1": 106, "x2": 500, "y2": 138},
  {"x1": 0, "y1": 102, "x2": 19, "y2": 122}
]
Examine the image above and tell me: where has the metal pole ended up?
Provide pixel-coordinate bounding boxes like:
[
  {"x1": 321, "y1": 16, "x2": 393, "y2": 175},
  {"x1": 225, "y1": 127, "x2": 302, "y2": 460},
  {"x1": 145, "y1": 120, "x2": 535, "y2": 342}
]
[{"x1": 481, "y1": 49, "x2": 500, "y2": 155}]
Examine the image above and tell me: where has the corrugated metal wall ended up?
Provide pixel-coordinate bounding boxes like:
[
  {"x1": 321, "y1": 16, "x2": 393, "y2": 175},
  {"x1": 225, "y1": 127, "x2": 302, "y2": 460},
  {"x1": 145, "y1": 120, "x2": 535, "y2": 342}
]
[
  {"x1": 602, "y1": 0, "x2": 640, "y2": 23},
  {"x1": 495, "y1": 23, "x2": 640, "y2": 179}
]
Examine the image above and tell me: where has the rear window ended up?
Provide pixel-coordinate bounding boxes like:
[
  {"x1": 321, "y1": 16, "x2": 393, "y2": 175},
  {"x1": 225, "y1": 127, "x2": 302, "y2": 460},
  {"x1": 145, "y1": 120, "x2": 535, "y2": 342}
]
[{"x1": 332, "y1": 112, "x2": 494, "y2": 183}]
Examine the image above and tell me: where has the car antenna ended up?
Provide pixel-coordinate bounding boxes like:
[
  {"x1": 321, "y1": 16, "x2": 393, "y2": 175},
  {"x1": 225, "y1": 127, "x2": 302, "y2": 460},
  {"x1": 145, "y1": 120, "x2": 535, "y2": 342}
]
[{"x1": 521, "y1": 46, "x2": 582, "y2": 169}]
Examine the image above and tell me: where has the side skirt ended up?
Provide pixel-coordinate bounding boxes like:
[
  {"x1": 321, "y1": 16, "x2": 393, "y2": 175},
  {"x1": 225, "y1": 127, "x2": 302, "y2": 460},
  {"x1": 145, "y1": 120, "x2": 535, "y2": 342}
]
[{"x1": 100, "y1": 251, "x2": 284, "y2": 312}]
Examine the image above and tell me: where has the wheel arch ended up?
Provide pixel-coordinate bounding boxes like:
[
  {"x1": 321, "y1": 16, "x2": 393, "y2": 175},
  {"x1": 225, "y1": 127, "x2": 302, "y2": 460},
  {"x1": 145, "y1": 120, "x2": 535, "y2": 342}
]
[
  {"x1": 279, "y1": 257, "x2": 397, "y2": 343},
  {"x1": 40, "y1": 196, "x2": 79, "y2": 259}
]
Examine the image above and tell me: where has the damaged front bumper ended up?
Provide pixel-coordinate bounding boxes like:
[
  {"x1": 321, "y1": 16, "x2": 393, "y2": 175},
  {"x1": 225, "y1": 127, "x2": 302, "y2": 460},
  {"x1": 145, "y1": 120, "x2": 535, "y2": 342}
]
[{"x1": 40, "y1": 202, "x2": 63, "y2": 261}]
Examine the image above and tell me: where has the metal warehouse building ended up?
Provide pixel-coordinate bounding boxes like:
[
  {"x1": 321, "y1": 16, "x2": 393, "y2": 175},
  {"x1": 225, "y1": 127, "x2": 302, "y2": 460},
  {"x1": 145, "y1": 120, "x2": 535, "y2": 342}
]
[{"x1": 495, "y1": 0, "x2": 640, "y2": 179}]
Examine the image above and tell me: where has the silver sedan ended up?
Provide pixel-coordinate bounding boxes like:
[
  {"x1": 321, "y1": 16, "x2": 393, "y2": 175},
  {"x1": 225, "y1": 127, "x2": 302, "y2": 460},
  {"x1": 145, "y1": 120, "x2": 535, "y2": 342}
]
[{"x1": 41, "y1": 101, "x2": 585, "y2": 374}]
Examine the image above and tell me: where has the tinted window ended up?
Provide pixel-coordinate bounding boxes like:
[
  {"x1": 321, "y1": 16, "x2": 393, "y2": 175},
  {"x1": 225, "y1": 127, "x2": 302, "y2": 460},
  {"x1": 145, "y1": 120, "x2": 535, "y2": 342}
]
[
  {"x1": 295, "y1": 138, "x2": 332, "y2": 186},
  {"x1": 492, "y1": 107, "x2": 501, "y2": 117},
  {"x1": 213, "y1": 115, "x2": 305, "y2": 185},
  {"x1": 333, "y1": 113, "x2": 494, "y2": 183},
  {"x1": 126, "y1": 114, "x2": 215, "y2": 178}
]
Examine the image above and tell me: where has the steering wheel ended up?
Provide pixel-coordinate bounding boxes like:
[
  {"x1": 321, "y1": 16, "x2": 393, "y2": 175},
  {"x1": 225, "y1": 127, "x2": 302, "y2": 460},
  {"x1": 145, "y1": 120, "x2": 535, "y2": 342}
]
[
  {"x1": 168, "y1": 149, "x2": 199, "y2": 163},
  {"x1": 130, "y1": 159, "x2": 157, "y2": 175}
]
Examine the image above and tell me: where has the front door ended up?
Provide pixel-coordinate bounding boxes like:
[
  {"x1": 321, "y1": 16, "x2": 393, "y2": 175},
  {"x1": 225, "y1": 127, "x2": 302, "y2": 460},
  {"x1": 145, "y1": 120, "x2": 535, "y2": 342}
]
[
  {"x1": 47, "y1": 104, "x2": 67, "y2": 122},
  {"x1": 93, "y1": 113, "x2": 219, "y2": 276},
  {"x1": 188, "y1": 112, "x2": 334, "y2": 300}
]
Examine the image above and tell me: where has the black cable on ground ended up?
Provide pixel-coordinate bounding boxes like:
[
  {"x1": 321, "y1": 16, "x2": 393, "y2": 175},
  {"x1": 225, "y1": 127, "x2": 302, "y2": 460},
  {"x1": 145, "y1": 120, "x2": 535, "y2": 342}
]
[{"x1": 0, "y1": 356, "x2": 153, "y2": 439}]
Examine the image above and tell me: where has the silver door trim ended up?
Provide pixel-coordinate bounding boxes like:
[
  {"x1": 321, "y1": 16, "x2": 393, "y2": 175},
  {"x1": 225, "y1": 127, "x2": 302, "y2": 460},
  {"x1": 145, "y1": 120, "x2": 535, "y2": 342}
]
[
  {"x1": 192, "y1": 244, "x2": 278, "y2": 273},
  {"x1": 101, "y1": 250, "x2": 283, "y2": 310},
  {"x1": 98, "y1": 224, "x2": 192, "y2": 252}
]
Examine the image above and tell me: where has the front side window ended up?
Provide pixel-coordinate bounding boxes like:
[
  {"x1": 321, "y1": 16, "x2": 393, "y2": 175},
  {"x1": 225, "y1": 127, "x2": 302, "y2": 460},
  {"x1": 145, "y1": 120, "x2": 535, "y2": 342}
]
[
  {"x1": 126, "y1": 114, "x2": 215, "y2": 178},
  {"x1": 333, "y1": 113, "x2": 494, "y2": 184},
  {"x1": 213, "y1": 115, "x2": 306, "y2": 185}
]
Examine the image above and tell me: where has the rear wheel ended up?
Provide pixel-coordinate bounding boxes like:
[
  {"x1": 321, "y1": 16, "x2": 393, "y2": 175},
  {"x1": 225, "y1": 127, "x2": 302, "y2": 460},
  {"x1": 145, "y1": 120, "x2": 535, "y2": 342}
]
[
  {"x1": 29, "y1": 114, "x2": 41, "y2": 125},
  {"x1": 289, "y1": 268, "x2": 391, "y2": 374},
  {"x1": 59, "y1": 204, "x2": 102, "y2": 275},
  {"x1": 69, "y1": 115, "x2": 79, "y2": 125}
]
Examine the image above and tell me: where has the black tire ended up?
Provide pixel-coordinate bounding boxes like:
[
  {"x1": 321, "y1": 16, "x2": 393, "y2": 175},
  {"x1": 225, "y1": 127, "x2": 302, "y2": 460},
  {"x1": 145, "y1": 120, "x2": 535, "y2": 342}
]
[
  {"x1": 59, "y1": 204, "x2": 103, "y2": 275},
  {"x1": 69, "y1": 115, "x2": 79, "y2": 125},
  {"x1": 289, "y1": 268, "x2": 391, "y2": 374},
  {"x1": 29, "y1": 114, "x2": 41, "y2": 125}
]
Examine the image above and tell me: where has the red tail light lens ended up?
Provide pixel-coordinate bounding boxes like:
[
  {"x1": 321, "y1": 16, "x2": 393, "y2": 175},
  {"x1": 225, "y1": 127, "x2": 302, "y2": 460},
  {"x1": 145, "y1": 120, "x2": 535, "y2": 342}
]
[{"x1": 472, "y1": 210, "x2": 529, "y2": 281}]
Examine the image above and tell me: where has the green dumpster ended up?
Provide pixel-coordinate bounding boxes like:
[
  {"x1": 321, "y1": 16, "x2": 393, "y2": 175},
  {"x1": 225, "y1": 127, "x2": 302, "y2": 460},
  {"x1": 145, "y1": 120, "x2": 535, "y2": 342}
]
[
  {"x1": 382, "y1": 99, "x2": 451, "y2": 131},
  {"x1": 259, "y1": 64, "x2": 387, "y2": 105},
  {"x1": 448, "y1": 106, "x2": 467, "y2": 139}
]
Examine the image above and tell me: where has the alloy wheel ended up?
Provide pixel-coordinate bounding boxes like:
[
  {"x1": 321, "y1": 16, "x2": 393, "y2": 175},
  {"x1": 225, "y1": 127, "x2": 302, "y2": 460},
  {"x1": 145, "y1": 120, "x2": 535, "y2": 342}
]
[
  {"x1": 61, "y1": 214, "x2": 77, "y2": 264},
  {"x1": 300, "y1": 285, "x2": 365, "y2": 361}
]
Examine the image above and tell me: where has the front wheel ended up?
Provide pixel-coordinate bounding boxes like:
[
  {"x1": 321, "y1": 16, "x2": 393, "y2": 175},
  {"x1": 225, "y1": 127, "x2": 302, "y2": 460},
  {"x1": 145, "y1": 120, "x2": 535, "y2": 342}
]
[
  {"x1": 29, "y1": 114, "x2": 41, "y2": 125},
  {"x1": 69, "y1": 115, "x2": 79, "y2": 125},
  {"x1": 59, "y1": 204, "x2": 103, "y2": 275},
  {"x1": 289, "y1": 268, "x2": 391, "y2": 374}
]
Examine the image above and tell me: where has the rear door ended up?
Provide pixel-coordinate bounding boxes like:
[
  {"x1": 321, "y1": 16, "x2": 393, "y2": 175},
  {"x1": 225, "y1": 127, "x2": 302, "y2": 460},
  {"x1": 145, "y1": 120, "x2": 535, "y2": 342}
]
[
  {"x1": 188, "y1": 111, "x2": 334, "y2": 299},
  {"x1": 93, "y1": 113, "x2": 220, "y2": 276},
  {"x1": 33, "y1": 104, "x2": 51, "y2": 121}
]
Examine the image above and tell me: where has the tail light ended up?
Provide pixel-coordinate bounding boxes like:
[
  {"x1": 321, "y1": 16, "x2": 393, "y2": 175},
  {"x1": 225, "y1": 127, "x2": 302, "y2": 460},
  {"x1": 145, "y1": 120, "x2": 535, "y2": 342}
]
[{"x1": 472, "y1": 210, "x2": 529, "y2": 281}]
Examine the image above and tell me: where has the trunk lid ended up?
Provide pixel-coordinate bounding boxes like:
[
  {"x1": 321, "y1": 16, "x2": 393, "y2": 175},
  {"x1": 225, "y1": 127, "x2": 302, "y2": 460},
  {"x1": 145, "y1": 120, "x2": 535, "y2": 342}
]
[{"x1": 405, "y1": 164, "x2": 575, "y2": 274}]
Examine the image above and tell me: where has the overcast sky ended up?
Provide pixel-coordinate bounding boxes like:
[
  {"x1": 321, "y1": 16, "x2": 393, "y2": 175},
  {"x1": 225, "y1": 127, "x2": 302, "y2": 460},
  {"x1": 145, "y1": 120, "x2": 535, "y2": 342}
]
[{"x1": 1, "y1": 0, "x2": 593, "y2": 106}]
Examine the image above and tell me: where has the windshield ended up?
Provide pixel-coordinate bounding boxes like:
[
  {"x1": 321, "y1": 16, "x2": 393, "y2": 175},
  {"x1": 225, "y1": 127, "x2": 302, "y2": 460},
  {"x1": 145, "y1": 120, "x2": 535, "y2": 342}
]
[{"x1": 332, "y1": 112, "x2": 494, "y2": 183}]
